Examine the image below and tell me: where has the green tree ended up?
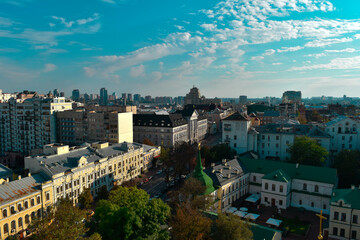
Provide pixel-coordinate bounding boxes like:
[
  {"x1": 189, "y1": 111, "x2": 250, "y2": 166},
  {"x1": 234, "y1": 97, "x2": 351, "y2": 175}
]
[
  {"x1": 87, "y1": 233, "x2": 102, "y2": 240},
  {"x1": 212, "y1": 213, "x2": 253, "y2": 240},
  {"x1": 96, "y1": 186, "x2": 109, "y2": 201},
  {"x1": 288, "y1": 136, "x2": 328, "y2": 166},
  {"x1": 94, "y1": 186, "x2": 170, "y2": 240},
  {"x1": 332, "y1": 150, "x2": 360, "y2": 188},
  {"x1": 78, "y1": 188, "x2": 94, "y2": 209},
  {"x1": 170, "y1": 203, "x2": 212, "y2": 240},
  {"x1": 29, "y1": 198, "x2": 87, "y2": 240}
]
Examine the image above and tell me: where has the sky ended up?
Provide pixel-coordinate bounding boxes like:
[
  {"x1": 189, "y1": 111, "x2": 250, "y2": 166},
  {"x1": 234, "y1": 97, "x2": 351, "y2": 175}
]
[{"x1": 1, "y1": 0, "x2": 360, "y2": 98}]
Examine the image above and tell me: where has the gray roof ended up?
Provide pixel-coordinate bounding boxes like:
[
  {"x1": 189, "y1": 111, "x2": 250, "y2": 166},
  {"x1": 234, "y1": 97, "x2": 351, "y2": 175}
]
[
  {"x1": 0, "y1": 164, "x2": 12, "y2": 178},
  {"x1": 264, "y1": 111, "x2": 280, "y2": 117},
  {"x1": 0, "y1": 173, "x2": 49, "y2": 205},
  {"x1": 204, "y1": 159, "x2": 247, "y2": 187}
]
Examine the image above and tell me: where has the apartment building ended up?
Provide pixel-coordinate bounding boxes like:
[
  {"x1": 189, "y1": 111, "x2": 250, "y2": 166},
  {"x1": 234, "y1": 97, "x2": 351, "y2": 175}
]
[
  {"x1": 241, "y1": 158, "x2": 337, "y2": 214},
  {"x1": 0, "y1": 173, "x2": 53, "y2": 239},
  {"x1": 204, "y1": 158, "x2": 249, "y2": 212},
  {"x1": 0, "y1": 97, "x2": 72, "y2": 155},
  {"x1": 57, "y1": 110, "x2": 133, "y2": 145},
  {"x1": 25, "y1": 142, "x2": 160, "y2": 204},
  {"x1": 325, "y1": 116, "x2": 360, "y2": 155},
  {"x1": 329, "y1": 187, "x2": 360, "y2": 240}
]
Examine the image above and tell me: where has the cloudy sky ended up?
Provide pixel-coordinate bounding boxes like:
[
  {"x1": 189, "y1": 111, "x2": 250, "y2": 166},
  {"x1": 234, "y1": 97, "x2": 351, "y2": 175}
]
[{"x1": 1, "y1": 0, "x2": 360, "y2": 98}]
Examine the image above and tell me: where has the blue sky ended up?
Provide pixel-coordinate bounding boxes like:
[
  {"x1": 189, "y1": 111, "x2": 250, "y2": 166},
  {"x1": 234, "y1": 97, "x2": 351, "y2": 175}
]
[{"x1": 1, "y1": 0, "x2": 360, "y2": 98}]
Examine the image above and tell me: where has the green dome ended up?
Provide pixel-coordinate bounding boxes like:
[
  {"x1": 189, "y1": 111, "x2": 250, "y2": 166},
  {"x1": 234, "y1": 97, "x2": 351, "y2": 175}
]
[{"x1": 193, "y1": 150, "x2": 215, "y2": 195}]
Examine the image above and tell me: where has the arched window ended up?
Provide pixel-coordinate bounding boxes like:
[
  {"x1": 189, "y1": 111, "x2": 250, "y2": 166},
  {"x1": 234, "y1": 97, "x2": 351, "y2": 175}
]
[
  {"x1": 31, "y1": 212, "x2": 36, "y2": 220},
  {"x1": 18, "y1": 217, "x2": 23, "y2": 228},
  {"x1": 17, "y1": 203, "x2": 22, "y2": 211},
  {"x1": 24, "y1": 201, "x2": 28, "y2": 209},
  {"x1": 11, "y1": 220, "x2": 16, "y2": 232},
  {"x1": 303, "y1": 183, "x2": 307, "y2": 191},
  {"x1": 4, "y1": 223, "x2": 8, "y2": 234},
  {"x1": 315, "y1": 185, "x2": 319, "y2": 192},
  {"x1": 265, "y1": 183, "x2": 268, "y2": 190},
  {"x1": 30, "y1": 199, "x2": 34, "y2": 206},
  {"x1": 280, "y1": 185, "x2": 283, "y2": 193},
  {"x1": 36, "y1": 196, "x2": 41, "y2": 204},
  {"x1": 25, "y1": 215, "x2": 30, "y2": 224},
  {"x1": 3, "y1": 209, "x2": 7, "y2": 218},
  {"x1": 272, "y1": 184, "x2": 276, "y2": 191},
  {"x1": 10, "y1": 206, "x2": 15, "y2": 214}
]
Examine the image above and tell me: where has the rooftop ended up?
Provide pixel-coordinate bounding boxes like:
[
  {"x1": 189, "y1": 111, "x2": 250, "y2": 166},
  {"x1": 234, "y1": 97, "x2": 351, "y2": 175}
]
[
  {"x1": 133, "y1": 114, "x2": 188, "y2": 128},
  {"x1": 223, "y1": 111, "x2": 251, "y2": 121},
  {"x1": 331, "y1": 188, "x2": 360, "y2": 210}
]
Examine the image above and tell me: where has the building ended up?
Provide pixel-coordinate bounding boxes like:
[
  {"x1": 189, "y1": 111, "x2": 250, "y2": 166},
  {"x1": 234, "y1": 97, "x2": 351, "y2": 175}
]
[
  {"x1": 0, "y1": 97, "x2": 72, "y2": 155},
  {"x1": 72, "y1": 89, "x2": 80, "y2": 102},
  {"x1": 328, "y1": 186, "x2": 360, "y2": 239},
  {"x1": 239, "y1": 95, "x2": 247, "y2": 105},
  {"x1": 133, "y1": 114, "x2": 189, "y2": 147},
  {"x1": 127, "y1": 94, "x2": 132, "y2": 102},
  {"x1": 222, "y1": 112, "x2": 330, "y2": 160},
  {"x1": 0, "y1": 173, "x2": 53, "y2": 239},
  {"x1": 325, "y1": 116, "x2": 360, "y2": 156},
  {"x1": 134, "y1": 94, "x2": 141, "y2": 103},
  {"x1": 184, "y1": 86, "x2": 221, "y2": 106},
  {"x1": 282, "y1": 91, "x2": 301, "y2": 104},
  {"x1": 25, "y1": 142, "x2": 160, "y2": 204},
  {"x1": 241, "y1": 158, "x2": 337, "y2": 214},
  {"x1": 57, "y1": 110, "x2": 133, "y2": 145},
  {"x1": 176, "y1": 108, "x2": 208, "y2": 144},
  {"x1": 204, "y1": 158, "x2": 249, "y2": 212},
  {"x1": 100, "y1": 88, "x2": 108, "y2": 106}
]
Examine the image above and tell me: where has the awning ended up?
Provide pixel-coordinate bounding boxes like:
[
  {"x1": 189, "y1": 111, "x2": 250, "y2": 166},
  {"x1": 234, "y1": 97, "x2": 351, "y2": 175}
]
[
  {"x1": 245, "y1": 194, "x2": 260, "y2": 203},
  {"x1": 240, "y1": 207, "x2": 248, "y2": 212},
  {"x1": 266, "y1": 218, "x2": 283, "y2": 227},
  {"x1": 245, "y1": 213, "x2": 260, "y2": 220},
  {"x1": 225, "y1": 207, "x2": 238, "y2": 213},
  {"x1": 233, "y1": 211, "x2": 247, "y2": 218}
]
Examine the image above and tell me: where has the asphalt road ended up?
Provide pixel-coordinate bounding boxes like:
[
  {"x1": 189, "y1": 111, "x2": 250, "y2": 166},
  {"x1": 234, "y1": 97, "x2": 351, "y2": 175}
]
[{"x1": 140, "y1": 171, "x2": 167, "y2": 198}]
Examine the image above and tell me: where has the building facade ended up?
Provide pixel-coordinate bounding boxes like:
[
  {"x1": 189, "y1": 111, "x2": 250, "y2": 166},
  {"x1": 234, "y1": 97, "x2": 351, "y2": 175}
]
[
  {"x1": 0, "y1": 97, "x2": 72, "y2": 155},
  {"x1": 184, "y1": 86, "x2": 221, "y2": 106}
]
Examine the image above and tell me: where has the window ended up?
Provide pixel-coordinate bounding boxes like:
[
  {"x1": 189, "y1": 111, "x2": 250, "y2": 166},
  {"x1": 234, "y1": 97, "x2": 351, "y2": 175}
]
[
  {"x1": 342, "y1": 136, "x2": 345, "y2": 140},
  {"x1": 234, "y1": 143, "x2": 237, "y2": 148},
  {"x1": 333, "y1": 227, "x2": 338, "y2": 236},
  {"x1": 353, "y1": 215, "x2": 358, "y2": 224},
  {"x1": 3, "y1": 223, "x2": 8, "y2": 234},
  {"x1": 272, "y1": 184, "x2": 275, "y2": 191},
  {"x1": 10, "y1": 206, "x2": 15, "y2": 214},
  {"x1": 315, "y1": 185, "x2": 319, "y2": 192},
  {"x1": 334, "y1": 211, "x2": 339, "y2": 220},
  {"x1": 303, "y1": 183, "x2": 307, "y2": 191},
  {"x1": 17, "y1": 203, "x2": 22, "y2": 211},
  {"x1": 276, "y1": 136, "x2": 279, "y2": 140},
  {"x1": 341, "y1": 213, "x2": 346, "y2": 222},
  {"x1": 24, "y1": 201, "x2": 28, "y2": 209},
  {"x1": 37, "y1": 196, "x2": 41, "y2": 204},
  {"x1": 280, "y1": 185, "x2": 283, "y2": 193},
  {"x1": 18, "y1": 217, "x2": 23, "y2": 227},
  {"x1": 323, "y1": 204, "x2": 326, "y2": 210},
  {"x1": 31, "y1": 199, "x2": 34, "y2": 206},
  {"x1": 46, "y1": 192, "x2": 50, "y2": 201},
  {"x1": 265, "y1": 183, "x2": 268, "y2": 190},
  {"x1": 299, "y1": 200, "x2": 302, "y2": 205},
  {"x1": 234, "y1": 135, "x2": 237, "y2": 140},
  {"x1": 352, "y1": 230, "x2": 357, "y2": 239},
  {"x1": 311, "y1": 202, "x2": 314, "y2": 207},
  {"x1": 279, "y1": 200, "x2": 283, "y2": 206},
  {"x1": 11, "y1": 220, "x2": 16, "y2": 231},
  {"x1": 340, "y1": 228, "x2": 345, "y2": 237},
  {"x1": 253, "y1": 176, "x2": 256, "y2": 182},
  {"x1": 264, "y1": 197, "x2": 268, "y2": 202},
  {"x1": 3, "y1": 209, "x2": 7, "y2": 218},
  {"x1": 25, "y1": 215, "x2": 30, "y2": 224}
]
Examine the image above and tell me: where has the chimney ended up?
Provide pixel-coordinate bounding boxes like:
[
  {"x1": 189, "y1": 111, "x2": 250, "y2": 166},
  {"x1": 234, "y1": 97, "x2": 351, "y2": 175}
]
[
  {"x1": 6, "y1": 178, "x2": 9, "y2": 182},
  {"x1": 219, "y1": 169, "x2": 223, "y2": 173},
  {"x1": 18, "y1": 175, "x2": 21, "y2": 180},
  {"x1": 227, "y1": 173, "x2": 231, "y2": 178},
  {"x1": 212, "y1": 169, "x2": 215, "y2": 173},
  {"x1": 28, "y1": 173, "x2": 31, "y2": 177},
  {"x1": 228, "y1": 165, "x2": 231, "y2": 170},
  {"x1": 351, "y1": 185, "x2": 355, "y2": 190},
  {"x1": 211, "y1": 163, "x2": 215, "y2": 167},
  {"x1": 222, "y1": 159, "x2": 226, "y2": 164},
  {"x1": 296, "y1": 163, "x2": 299, "y2": 169}
]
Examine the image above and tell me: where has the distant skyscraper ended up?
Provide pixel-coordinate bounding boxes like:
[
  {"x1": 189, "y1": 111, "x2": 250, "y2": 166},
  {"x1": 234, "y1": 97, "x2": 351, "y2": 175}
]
[
  {"x1": 84, "y1": 93, "x2": 90, "y2": 102},
  {"x1": 72, "y1": 89, "x2": 80, "y2": 102},
  {"x1": 60, "y1": 92, "x2": 65, "y2": 97},
  {"x1": 134, "y1": 94, "x2": 141, "y2": 102},
  {"x1": 122, "y1": 93, "x2": 126, "y2": 100},
  {"x1": 239, "y1": 95, "x2": 247, "y2": 105},
  {"x1": 145, "y1": 95, "x2": 152, "y2": 102},
  {"x1": 112, "y1": 92, "x2": 117, "y2": 99},
  {"x1": 282, "y1": 91, "x2": 302, "y2": 104},
  {"x1": 53, "y1": 89, "x2": 59, "y2": 97},
  {"x1": 100, "y1": 88, "x2": 108, "y2": 106},
  {"x1": 127, "y1": 93, "x2": 132, "y2": 102}
]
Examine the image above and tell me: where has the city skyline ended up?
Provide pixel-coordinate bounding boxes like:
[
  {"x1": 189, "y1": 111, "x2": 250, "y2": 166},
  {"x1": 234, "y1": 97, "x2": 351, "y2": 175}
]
[{"x1": 1, "y1": 0, "x2": 360, "y2": 98}]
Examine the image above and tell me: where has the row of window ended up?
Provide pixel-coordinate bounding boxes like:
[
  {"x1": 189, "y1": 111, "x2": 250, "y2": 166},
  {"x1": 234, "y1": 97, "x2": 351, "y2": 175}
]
[
  {"x1": 333, "y1": 227, "x2": 357, "y2": 239},
  {"x1": 333, "y1": 212, "x2": 358, "y2": 223}
]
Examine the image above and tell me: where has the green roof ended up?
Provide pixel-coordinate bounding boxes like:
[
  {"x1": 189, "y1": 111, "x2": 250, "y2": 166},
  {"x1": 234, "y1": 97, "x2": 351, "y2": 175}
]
[
  {"x1": 240, "y1": 158, "x2": 337, "y2": 185},
  {"x1": 263, "y1": 169, "x2": 291, "y2": 183},
  {"x1": 250, "y1": 224, "x2": 281, "y2": 240},
  {"x1": 331, "y1": 188, "x2": 360, "y2": 210},
  {"x1": 193, "y1": 150, "x2": 215, "y2": 195}
]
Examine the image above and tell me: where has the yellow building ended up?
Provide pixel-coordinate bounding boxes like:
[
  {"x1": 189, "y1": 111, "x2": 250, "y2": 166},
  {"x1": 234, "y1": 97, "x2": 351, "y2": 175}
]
[{"x1": 0, "y1": 173, "x2": 53, "y2": 239}]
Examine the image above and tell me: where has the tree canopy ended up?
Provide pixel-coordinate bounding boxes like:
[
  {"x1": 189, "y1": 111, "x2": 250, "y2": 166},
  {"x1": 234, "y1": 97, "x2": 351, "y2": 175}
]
[
  {"x1": 78, "y1": 188, "x2": 94, "y2": 209},
  {"x1": 212, "y1": 213, "x2": 253, "y2": 240},
  {"x1": 332, "y1": 150, "x2": 360, "y2": 188},
  {"x1": 94, "y1": 186, "x2": 171, "y2": 240},
  {"x1": 288, "y1": 136, "x2": 328, "y2": 166},
  {"x1": 201, "y1": 144, "x2": 237, "y2": 167}
]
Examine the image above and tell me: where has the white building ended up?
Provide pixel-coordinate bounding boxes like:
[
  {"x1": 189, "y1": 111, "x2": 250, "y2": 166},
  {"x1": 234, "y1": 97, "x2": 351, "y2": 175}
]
[
  {"x1": 240, "y1": 158, "x2": 338, "y2": 214},
  {"x1": 25, "y1": 142, "x2": 160, "y2": 204},
  {"x1": 0, "y1": 97, "x2": 72, "y2": 154},
  {"x1": 325, "y1": 116, "x2": 360, "y2": 156},
  {"x1": 328, "y1": 187, "x2": 360, "y2": 239}
]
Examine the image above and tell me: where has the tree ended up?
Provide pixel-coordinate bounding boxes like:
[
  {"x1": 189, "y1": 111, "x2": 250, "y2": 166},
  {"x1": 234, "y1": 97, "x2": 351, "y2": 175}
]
[
  {"x1": 78, "y1": 188, "x2": 94, "y2": 209},
  {"x1": 96, "y1": 186, "x2": 109, "y2": 201},
  {"x1": 87, "y1": 233, "x2": 102, "y2": 240},
  {"x1": 332, "y1": 150, "x2": 360, "y2": 188},
  {"x1": 288, "y1": 137, "x2": 328, "y2": 166},
  {"x1": 172, "y1": 142, "x2": 196, "y2": 179},
  {"x1": 94, "y1": 186, "x2": 170, "y2": 240},
  {"x1": 202, "y1": 144, "x2": 236, "y2": 166},
  {"x1": 170, "y1": 203, "x2": 212, "y2": 240},
  {"x1": 29, "y1": 198, "x2": 88, "y2": 240},
  {"x1": 143, "y1": 138, "x2": 154, "y2": 146},
  {"x1": 212, "y1": 214, "x2": 253, "y2": 240}
]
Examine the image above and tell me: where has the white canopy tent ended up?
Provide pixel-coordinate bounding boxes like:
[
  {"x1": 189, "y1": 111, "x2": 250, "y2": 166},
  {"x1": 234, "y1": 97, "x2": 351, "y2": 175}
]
[
  {"x1": 245, "y1": 213, "x2": 260, "y2": 221},
  {"x1": 245, "y1": 194, "x2": 260, "y2": 203},
  {"x1": 225, "y1": 207, "x2": 238, "y2": 214},
  {"x1": 240, "y1": 207, "x2": 248, "y2": 212},
  {"x1": 233, "y1": 211, "x2": 247, "y2": 218},
  {"x1": 266, "y1": 218, "x2": 283, "y2": 227}
]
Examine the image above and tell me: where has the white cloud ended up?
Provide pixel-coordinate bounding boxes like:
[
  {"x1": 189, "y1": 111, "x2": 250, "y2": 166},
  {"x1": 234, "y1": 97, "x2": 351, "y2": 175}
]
[
  {"x1": 0, "y1": 17, "x2": 16, "y2": 27},
  {"x1": 290, "y1": 56, "x2": 360, "y2": 71},
  {"x1": 277, "y1": 46, "x2": 304, "y2": 52},
  {"x1": 174, "y1": 25, "x2": 185, "y2": 30},
  {"x1": 83, "y1": 67, "x2": 96, "y2": 77},
  {"x1": 272, "y1": 62, "x2": 282, "y2": 65},
  {"x1": 325, "y1": 48, "x2": 356, "y2": 53},
  {"x1": 305, "y1": 53, "x2": 326, "y2": 58},
  {"x1": 355, "y1": 34, "x2": 360, "y2": 39},
  {"x1": 52, "y1": 16, "x2": 74, "y2": 28},
  {"x1": 264, "y1": 49, "x2": 276, "y2": 56},
  {"x1": 305, "y1": 38, "x2": 353, "y2": 47},
  {"x1": 43, "y1": 63, "x2": 56, "y2": 72},
  {"x1": 130, "y1": 64, "x2": 145, "y2": 77},
  {"x1": 251, "y1": 56, "x2": 264, "y2": 61}
]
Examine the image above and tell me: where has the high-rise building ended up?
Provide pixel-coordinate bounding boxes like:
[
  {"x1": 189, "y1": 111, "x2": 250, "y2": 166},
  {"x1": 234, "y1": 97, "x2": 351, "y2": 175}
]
[
  {"x1": 100, "y1": 88, "x2": 108, "y2": 106},
  {"x1": 144, "y1": 95, "x2": 152, "y2": 102},
  {"x1": 127, "y1": 93, "x2": 132, "y2": 102},
  {"x1": 121, "y1": 93, "x2": 127, "y2": 100},
  {"x1": 282, "y1": 91, "x2": 302, "y2": 104},
  {"x1": 0, "y1": 97, "x2": 72, "y2": 154},
  {"x1": 239, "y1": 95, "x2": 247, "y2": 105},
  {"x1": 72, "y1": 89, "x2": 80, "y2": 102},
  {"x1": 184, "y1": 86, "x2": 221, "y2": 105},
  {"x1": 84, "y1": 93, "x2": 90, "y2": 102},
  {"x1": 53, "y1": 89, "x2": 59, "y2": 97},
  {"x1": 60, "y1": 92, "x2": 65, "y2": 97},
  {"x1": 134, "y1": 94, "x2": 141, "y2": 103}
]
